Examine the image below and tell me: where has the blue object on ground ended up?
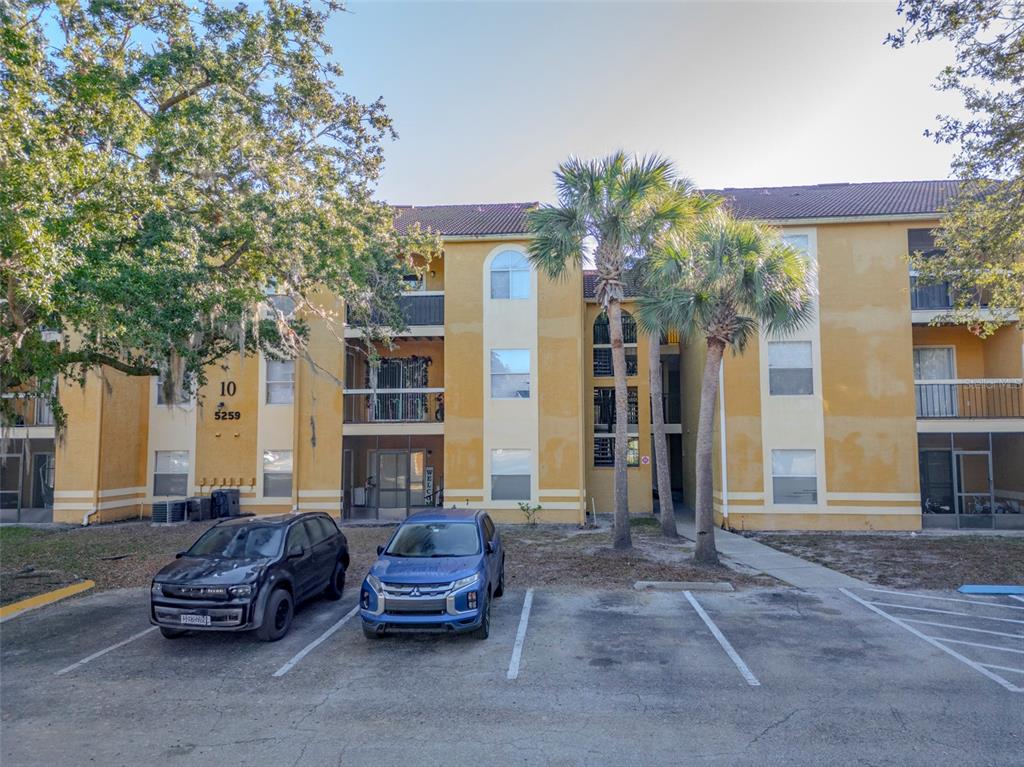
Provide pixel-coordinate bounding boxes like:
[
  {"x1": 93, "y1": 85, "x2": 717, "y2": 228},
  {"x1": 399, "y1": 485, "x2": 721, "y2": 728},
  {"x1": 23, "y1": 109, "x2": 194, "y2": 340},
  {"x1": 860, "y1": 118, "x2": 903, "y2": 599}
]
[{"x1": 958, "y1": 584, "x2": 1024, "y2": 595}]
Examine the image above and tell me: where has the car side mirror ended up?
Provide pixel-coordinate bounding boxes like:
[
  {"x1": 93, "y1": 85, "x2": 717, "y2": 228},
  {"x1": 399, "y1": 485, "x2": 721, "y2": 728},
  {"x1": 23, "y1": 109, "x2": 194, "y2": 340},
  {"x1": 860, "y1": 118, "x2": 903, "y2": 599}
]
[
  {"x1": 485, "y1": 541, "x2": 495, "y2": 555},
  {"x1": 376, "y1": 545, "x2": 384, "y2": 555},
  {"x1": 288, "y1": 545, "x2": 305, "y2": 559},
  {"x1": 175, "y1": 550, "x2": 186, "y2": 559}
]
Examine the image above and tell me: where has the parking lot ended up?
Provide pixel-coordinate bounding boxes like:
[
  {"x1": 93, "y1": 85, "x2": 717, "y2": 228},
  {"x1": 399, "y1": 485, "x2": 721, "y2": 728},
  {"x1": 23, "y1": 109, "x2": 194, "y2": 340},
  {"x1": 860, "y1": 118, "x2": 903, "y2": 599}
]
[{"x1": 2, "y1": 584, "x2": 1021, "y2": 766}]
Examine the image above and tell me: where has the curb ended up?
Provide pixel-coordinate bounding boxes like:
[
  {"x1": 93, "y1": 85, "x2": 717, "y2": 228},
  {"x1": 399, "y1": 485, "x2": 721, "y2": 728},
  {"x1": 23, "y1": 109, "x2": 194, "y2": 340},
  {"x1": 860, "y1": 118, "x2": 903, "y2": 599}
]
[{"x1": 0, "y1": 580, "x2": 96, "y2": 623}]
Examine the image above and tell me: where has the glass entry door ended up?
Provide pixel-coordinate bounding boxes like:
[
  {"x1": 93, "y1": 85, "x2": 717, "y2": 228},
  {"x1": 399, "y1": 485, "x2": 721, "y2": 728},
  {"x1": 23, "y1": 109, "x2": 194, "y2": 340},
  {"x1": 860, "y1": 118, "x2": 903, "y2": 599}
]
[
  {"x1": 954, "y1": 451, "x2": 994, "y2": 528},
  {"x1": 376, "y1": 451, "x2": 409, "y2": 521}
]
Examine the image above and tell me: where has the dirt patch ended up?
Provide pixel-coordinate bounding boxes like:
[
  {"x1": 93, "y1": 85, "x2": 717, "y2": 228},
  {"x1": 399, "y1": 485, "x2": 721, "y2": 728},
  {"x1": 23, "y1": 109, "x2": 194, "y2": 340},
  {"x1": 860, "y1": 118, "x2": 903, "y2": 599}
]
[
  {"x1": 504, "y1": 520, "x2": 774, "y2": 590},
  {"x1": 749, "y1": 532, "x2": 1024, "y2": 589},
  {"x1": 0, "y1": 522, "x2": 395, "y2": 606},
  {"x1": 0, "y1": 517, "x2": 770, "y2": 603}
]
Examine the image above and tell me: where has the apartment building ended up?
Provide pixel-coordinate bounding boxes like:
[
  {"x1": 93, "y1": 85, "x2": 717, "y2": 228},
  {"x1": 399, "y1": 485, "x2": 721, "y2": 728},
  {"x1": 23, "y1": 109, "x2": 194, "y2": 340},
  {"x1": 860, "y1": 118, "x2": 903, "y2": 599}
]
[{"x1": 2, "y1": 181, "x2": 1021, "y2": 530}]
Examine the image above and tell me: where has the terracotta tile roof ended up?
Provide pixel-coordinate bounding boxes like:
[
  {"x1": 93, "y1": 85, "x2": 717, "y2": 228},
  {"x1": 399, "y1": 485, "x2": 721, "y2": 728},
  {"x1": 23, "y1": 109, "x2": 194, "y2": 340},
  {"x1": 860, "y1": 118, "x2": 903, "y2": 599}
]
[
  {"x1": 392, "y1": 202, "x2": 536, "y2": 237},
  {"x1": 710, "y1": 180, "x2": 961, "y2": 221}
]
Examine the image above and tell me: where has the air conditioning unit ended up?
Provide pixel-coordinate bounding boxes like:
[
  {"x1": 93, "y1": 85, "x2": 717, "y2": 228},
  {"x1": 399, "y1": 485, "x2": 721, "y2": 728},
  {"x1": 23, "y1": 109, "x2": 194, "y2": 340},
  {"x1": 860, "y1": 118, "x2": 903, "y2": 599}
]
[{"x1": 152, "y1": 499, "x2": 188, "y2": 524}]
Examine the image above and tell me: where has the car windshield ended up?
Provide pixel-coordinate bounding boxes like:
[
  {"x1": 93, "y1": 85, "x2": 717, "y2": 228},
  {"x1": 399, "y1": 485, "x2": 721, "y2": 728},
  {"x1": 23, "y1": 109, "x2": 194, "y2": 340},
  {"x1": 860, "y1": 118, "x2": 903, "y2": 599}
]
[
  {"x1": 385, "y1": 522, "x2": 481, "y2": 557},
  {"x1": 187, "y1": 525, "x2": 284, "y2": 559}
]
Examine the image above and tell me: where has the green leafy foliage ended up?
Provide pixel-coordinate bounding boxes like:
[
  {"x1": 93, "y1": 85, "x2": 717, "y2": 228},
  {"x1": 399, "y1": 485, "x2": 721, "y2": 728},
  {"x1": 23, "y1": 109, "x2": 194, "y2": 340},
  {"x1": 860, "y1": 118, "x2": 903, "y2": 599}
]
[
  {"x1": 889, "y1": 0, "x2": 1024, "y2": 330},
  {"x1": 1, "y1": 1, "x2": 440, "y2": 425}
]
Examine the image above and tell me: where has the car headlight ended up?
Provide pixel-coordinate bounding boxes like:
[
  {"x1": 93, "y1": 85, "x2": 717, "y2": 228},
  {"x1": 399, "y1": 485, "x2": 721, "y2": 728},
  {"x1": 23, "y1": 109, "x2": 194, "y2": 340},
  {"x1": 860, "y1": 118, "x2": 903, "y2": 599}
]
[
  {"x1": 366, "y1": 574, "x2": 383, "y2": 593},
  {"x1": 150, "y1": 582, "x2": 163, "y2": 596},
  {"x1": 228, "y1": 584, "x2": 254, "y2": 598},
  {"x1": 450, "y1": 574, "x2": 479, "y2": 592}
]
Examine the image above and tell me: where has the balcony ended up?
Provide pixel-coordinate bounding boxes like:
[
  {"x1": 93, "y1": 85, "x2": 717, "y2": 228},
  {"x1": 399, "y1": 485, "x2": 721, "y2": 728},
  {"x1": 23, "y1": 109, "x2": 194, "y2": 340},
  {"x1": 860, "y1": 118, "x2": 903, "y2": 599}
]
[
  {"x1": 346, "y1": 293, "x2": 444, "y2": 335},
  {"x1": 915, "y1": 379, "x2": 1023, "y2": 419},
  {"x1": 343, "y1": 389, "x2": 444, "y2": 425}
]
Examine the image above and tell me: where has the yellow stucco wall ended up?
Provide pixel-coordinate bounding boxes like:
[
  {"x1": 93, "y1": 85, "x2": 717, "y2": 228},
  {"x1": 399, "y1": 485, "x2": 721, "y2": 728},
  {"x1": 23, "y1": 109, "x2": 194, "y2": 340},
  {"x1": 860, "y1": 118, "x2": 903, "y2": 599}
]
[{"x1": 195, "y1": 352, "x2": 260, "y2": 494}]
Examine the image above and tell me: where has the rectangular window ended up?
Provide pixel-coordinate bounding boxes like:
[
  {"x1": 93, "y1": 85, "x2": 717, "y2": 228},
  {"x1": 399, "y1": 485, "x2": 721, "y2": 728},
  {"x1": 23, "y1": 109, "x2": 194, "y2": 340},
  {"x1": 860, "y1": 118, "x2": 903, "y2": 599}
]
[
  {"x1": 490, "y1": 349, "x2": 530, "y2": 399},
  {"x1": 768, "y1": 341, "x2": 813, "y2": 395},
  {"x1": 491, "y1": 449, "x2": 531, "y2": 501},
  {"x1": 594, "y1": 436, "x2": 640, "y2": 468},
  {"x1": 156, "y1": 373, "x2": 192, "y2": 405},
  {"x1": 908, "y1": 228, "x2": 942, "y2": 257},
  {"x1": 593, "y1": 387, "x2": 639, "y2": 431},
  {"x1": 783, "y1": 234, "x2": 810, "y2": 255},
  {"x1": 263, "y1": 450, "x2": 293, "y2": 498},
  {"x1": 154, "y1": 451, "x2": 189, "y2": 496},
  {"x1": 266, "y1": 359, "x2": 295, "y2": 404},
  {"x1": 771, "y1": 449, "x2": 817, "y2": 505},
  {"x1": 593, "y1": 347, "x2": 638, "y2": 377}
]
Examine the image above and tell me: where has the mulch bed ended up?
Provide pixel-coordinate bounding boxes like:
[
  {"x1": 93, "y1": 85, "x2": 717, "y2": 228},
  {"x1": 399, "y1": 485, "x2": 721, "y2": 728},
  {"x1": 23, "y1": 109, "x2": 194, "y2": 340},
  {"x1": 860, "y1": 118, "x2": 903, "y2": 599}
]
[{"x1": 749, "y1": 531, "x2": 1024, "y2": 589}]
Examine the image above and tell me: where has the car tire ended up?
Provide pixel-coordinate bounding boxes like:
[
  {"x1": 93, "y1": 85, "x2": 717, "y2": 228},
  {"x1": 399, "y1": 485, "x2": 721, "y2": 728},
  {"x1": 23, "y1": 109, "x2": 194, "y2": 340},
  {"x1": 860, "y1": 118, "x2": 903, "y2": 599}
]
[
  {"x1": 159, "y1": 627, "x2": 187, "y2": 639},
  {"x1": 474, "y1": 594, "x2": 491, "y2": 640},
  {"x1": 257, "y1": 588, "x2": 293, "y2": 642},
  {"x1": 362, "y1": 623, "x2": 382, "y2": 640},
  {"x1": 494, "y1": 558, "x2": 505, "y2": 598},
  {"x1": 324, "y1": 561, "x2": 346, "y2": 601}
]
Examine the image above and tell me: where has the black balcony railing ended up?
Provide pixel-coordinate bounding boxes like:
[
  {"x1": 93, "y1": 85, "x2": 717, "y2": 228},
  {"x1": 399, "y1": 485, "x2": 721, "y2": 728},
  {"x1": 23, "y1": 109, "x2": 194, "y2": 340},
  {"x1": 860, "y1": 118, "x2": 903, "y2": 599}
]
[
  {"x1": 915, "y1": 380, "x2": 1023, "y2": 418},
  {"x1": 343, "y1": 390, "x2": 444, "y2": 424},
  {"x1": 346, "y1": 293, "x2": 444, "y2": 328}
]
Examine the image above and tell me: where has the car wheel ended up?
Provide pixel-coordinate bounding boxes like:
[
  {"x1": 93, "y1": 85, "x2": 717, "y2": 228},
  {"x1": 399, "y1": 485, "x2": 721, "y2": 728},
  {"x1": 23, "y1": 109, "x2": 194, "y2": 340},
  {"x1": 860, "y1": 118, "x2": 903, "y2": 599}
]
[
  {"x1": 257, "y1": 588, "x2": 293, "y2": 642},
  {"x1": 362, "y1": 623, "x2": 382, "y2": 640},
  {"x1": 494, "y1": 558, "x2": 505, "y2": 598},
  {"x1": 159, "y1": 627, "x2": 187, "y2": 639},
  {"x1": 474, "y1": 594, "x2": 491, "y2": 640},
  {"x1": 324, "y1": 561, "x2": 346, "y2": 601}
]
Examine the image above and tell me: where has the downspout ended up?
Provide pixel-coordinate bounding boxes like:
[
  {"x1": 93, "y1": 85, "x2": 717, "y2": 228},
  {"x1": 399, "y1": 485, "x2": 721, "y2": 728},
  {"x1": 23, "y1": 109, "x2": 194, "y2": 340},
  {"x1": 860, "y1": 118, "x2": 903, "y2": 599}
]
[
  {"x1": 718, "y1": 365, "x2": 728, "y2": 521},
  {"x1": 84, "y1": 379, "x2": 103, "y2": 526}
]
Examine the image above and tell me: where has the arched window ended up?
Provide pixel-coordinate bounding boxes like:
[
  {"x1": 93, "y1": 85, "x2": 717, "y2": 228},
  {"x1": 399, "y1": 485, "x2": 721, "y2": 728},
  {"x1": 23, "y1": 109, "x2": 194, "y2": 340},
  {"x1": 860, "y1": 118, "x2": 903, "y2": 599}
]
[
  {"x1": 490, "y1": 250, "x2": 530, "y2": 299},
  {"x1": 592, "y1": 310, "x2": 638, "y2": 376}
]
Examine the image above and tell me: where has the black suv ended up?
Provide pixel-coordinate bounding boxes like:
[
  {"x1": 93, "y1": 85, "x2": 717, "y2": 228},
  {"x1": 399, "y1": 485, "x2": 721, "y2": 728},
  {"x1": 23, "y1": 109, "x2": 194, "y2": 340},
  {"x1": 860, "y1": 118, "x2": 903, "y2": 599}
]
[{"x1": 150, "y1": 513, "x2": 349, "y2": 641}]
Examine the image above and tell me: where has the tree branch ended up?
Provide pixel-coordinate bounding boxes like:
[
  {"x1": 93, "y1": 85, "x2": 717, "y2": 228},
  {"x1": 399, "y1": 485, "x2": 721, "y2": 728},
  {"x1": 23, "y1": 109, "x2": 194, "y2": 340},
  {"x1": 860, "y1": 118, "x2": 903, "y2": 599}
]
[{"x1": 157, "y1": 76, "x2": 213, "y2": 113}]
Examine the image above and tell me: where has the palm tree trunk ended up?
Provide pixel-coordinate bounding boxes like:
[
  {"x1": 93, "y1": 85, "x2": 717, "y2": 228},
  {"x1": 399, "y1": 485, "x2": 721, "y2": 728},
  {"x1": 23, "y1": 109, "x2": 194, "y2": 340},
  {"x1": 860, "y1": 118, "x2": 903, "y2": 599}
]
[
  {"x1": 606, "y1": 299, "x2": 632, "y2": 550},
  {"x1": 648, "y1": 333, "x2": 677, "y2": 538},
  {"x1": 694, "y1": 338, "x2": 723, "y2": 565}
]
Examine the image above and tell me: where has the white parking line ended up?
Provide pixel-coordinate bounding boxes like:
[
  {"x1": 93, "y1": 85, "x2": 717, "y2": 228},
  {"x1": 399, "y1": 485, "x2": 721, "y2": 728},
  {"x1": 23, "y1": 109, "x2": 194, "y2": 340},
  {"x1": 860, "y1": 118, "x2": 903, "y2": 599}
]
[
  {"x1": 506, "y1": 589, "x2": 534, "y2": 681},
  {"x1": 683, "y1": 591, "x2": 760, "y2": 687},
  {"x1": 864, "y1": 588, "x2": 1024, "y2": 611},
  {"x1": 932, "y1": 637, "x2": 1024, "y2": 655},
  {"x1": 841, "y1": 588, "x2": 1022, "y2": 693},
  {"x1": 272, "y1": 605, "x2": 359, "y2": 678},
  {"x1": 900, "y1": 618, "x2": 1024, "y2": 639},
  {"x1": 981, "y1": 663, "x2": 1024, "y2": 675},
  {"x1": 1010, "y1": 596, "x2": 1024, "y2": 605},
  {"x1": 55, "y1": 627, "x2": 158, "y2": 676},
  {"x1": 866, "y1": 601, "x2": 1024, "y2": 625}
]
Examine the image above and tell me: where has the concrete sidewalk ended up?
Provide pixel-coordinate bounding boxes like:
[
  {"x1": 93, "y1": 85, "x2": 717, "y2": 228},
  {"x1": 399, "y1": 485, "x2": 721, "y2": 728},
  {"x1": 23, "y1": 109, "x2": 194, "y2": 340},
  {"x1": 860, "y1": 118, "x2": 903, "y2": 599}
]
[{"x1": 675, "y1": 514, "x2": 870, "y2": 589}]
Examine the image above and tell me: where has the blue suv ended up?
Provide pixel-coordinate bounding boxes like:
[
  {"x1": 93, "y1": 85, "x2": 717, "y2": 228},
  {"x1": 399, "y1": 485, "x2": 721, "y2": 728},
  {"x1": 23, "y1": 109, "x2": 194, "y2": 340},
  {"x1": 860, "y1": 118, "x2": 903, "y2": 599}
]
[{"x1": 360, "y1": 509, "x2": 505, "y2": 639}]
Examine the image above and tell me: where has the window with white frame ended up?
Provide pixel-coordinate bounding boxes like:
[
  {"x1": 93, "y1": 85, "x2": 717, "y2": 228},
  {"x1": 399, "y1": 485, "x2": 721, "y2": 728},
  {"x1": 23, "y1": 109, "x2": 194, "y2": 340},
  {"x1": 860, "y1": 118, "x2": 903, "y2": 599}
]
[
  {"x1": 266, "y1": 359, "x2": 295, "y2": 404},
  {"x1": 783, "y1": 233, "x2": 810, "y2": 255},
  {"x1": 771, "y1": 449, "x2": 817, "y2": 505},
  {"x1": 263, "y1": 450, "x2": 293, "y2": 497},
  {"x1": 490, "y1": 349, "x2": 530, "y2": 398},
  {"x1": 490, "y1": 251, "x2": 530, "y2": 299},
  {"x1": 768, "y1": 341, "x2": 813, "y2": 395},
  {"x1": 153, "y1": 451, "x2": 189, "y2": 496},
  {"x1": 491, "y1": 449, "x2": 531, "y2": 501},
  {"x1": 156, "y1": 372, "x2": 192, "y2": 405}
]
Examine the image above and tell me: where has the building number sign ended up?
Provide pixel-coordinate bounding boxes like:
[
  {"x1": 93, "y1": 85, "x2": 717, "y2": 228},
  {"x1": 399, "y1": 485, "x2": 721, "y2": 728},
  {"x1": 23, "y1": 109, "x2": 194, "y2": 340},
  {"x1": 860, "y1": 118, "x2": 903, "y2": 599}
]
[{"x1": 215, "y1": 380, "x2": 241, "y2": 421}]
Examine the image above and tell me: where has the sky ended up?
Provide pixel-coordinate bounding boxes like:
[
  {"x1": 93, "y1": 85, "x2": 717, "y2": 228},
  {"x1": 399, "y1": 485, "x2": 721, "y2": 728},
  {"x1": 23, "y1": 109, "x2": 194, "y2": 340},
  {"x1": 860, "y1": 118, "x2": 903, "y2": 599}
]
[{"x1": 329, "y1": 1, "x2": 964, "y2": 205}]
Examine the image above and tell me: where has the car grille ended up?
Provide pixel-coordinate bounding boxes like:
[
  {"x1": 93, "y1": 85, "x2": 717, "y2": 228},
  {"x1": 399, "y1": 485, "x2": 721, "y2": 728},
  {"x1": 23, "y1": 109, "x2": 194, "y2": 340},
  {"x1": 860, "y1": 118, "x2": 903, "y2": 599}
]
[
  {"x1": 384, "y1": 597, "x2": 448, "y2": 615},
  {"x1": 381, "y1": 582, "x2": 450, "y2": 598},
  {"x1": 162, "y1": 584, "x2": 230, "y2": 600}
]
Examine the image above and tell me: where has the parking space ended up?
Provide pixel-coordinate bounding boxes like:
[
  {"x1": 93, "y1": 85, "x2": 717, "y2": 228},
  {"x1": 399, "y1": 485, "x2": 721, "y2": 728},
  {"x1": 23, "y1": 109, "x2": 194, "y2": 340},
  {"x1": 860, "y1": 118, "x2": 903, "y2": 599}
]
[{"x1": 2, "y1": 584, "x2": 1023, "y2": 766}]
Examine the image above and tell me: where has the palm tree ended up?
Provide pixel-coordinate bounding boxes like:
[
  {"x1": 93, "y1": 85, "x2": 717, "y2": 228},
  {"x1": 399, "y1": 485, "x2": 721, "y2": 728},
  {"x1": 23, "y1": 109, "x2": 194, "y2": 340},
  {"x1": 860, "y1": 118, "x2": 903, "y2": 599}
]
[
  {"x1": 527, "y1": 152, "x2": 687, "y2": 550},
  {"x1": 637, "y1": 210, "x2": 816, "y2": 564},
  {"x1": 635, "y1": 187, "x2": 720, "y2": 540}
]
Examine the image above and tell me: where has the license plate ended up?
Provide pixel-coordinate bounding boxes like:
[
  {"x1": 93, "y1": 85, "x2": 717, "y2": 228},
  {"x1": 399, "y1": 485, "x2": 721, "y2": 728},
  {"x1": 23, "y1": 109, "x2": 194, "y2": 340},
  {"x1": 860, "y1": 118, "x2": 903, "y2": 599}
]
[{"x1": 179, "y1": 614, "x2": 211, "y2": 626}]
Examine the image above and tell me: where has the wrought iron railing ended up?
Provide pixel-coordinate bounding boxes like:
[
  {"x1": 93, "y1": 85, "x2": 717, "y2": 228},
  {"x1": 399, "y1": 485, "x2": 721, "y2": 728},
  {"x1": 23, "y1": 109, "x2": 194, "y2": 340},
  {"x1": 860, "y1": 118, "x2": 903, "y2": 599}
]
[
  {"x1": 915, "y1": 379, "x2": 1023, "y2": 418},
  {"x1": 343, "y1": 389, "x2": 444, "y2": 424}
]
